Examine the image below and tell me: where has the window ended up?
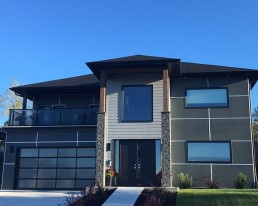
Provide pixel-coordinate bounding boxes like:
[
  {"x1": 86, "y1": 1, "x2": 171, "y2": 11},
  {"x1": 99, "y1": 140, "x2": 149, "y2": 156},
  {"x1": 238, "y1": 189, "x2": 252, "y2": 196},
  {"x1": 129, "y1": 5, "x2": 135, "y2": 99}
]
[
  {"x1": 122, "y1": 85, "x2": 153, "y2": 122},
  {"x1": 185, "y1": 88, "x2": 228, "y2": 108},
  {"x1": 187, "y1": 142, "x2": 231, "y2": 163}
]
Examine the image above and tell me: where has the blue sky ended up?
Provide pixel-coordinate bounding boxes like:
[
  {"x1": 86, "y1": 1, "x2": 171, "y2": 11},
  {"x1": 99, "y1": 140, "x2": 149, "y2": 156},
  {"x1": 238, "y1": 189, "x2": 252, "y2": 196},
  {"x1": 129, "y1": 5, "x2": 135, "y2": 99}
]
[{"x1": 1, "y1": 0, "x2": 258, "y2": 125}]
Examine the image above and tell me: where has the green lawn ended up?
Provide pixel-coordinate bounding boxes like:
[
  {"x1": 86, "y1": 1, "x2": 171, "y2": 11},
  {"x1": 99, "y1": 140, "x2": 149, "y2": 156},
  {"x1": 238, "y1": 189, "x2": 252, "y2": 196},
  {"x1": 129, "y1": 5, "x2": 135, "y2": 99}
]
[{"x1": 176, "y1": 189, "x2": 258, "y2": 206}]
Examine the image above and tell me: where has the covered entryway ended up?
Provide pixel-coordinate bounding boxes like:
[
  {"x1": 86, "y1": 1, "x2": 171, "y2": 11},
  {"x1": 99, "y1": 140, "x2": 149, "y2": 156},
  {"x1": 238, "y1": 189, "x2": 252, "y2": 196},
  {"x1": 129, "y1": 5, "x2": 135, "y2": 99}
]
[
  {"x1": 16, "y1": 147, "x2": 96, "y2": 190},
  {"x1": 113, "y1": 139, "x2": 161, "y2": 186}
]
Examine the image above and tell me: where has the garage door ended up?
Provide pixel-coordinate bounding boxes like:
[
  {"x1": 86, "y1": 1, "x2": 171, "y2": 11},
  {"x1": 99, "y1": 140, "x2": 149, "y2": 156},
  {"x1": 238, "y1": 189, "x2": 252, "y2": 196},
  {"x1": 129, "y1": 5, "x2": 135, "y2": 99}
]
[{"x1": 16, "y1": 147, "x2": 96, "y2": 189}]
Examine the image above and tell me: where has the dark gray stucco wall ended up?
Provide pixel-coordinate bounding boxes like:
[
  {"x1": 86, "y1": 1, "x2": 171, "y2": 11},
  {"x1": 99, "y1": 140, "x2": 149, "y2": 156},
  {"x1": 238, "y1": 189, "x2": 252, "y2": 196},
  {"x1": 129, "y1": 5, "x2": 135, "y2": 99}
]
[
  {"x1": 1, "y1": 127, "x2": 96, "y2": 190},
  {"x1": 170, "y1": 77, "x2": 254, "y2": 188}
]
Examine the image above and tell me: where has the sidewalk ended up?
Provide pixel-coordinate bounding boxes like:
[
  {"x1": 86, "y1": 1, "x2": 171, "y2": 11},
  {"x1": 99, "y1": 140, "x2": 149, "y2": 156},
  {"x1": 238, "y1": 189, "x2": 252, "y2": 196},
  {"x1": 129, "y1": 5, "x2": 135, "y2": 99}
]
[{"x1": 103, "y1": 187, "x2": 143, "y2": 206}]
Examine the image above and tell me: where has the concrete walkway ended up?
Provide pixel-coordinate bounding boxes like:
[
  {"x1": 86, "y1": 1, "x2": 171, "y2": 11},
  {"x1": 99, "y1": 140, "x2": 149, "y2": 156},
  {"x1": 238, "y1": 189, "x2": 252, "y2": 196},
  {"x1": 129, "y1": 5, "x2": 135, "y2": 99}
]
[
  {"x1": 0, "y1": 190, "x2": 78, "y2": 206},
  {"x1": 103, "y1": 187, "x2": 144, "y2": 206}
]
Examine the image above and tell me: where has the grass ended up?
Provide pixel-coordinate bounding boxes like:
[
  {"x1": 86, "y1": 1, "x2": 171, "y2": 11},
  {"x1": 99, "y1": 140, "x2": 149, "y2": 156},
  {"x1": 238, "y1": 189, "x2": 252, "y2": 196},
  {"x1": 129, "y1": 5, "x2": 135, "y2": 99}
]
[{"x1": 177, "y1": 189, "x2": 258, "y2": 206}]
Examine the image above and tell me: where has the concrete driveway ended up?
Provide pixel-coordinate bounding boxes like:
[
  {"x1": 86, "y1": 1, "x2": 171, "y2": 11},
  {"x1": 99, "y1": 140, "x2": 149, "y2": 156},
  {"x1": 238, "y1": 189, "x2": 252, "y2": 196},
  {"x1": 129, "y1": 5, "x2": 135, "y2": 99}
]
[{"x1": 0, "y1": 190, "x2": 79, "y2": 206}]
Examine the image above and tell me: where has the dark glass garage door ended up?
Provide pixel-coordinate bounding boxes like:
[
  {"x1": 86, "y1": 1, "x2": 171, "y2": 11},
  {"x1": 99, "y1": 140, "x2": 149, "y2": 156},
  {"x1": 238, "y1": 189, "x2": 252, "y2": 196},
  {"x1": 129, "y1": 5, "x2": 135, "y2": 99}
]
[{"x1": 16, "y1": 147, "x2": 96, "y2": 189}]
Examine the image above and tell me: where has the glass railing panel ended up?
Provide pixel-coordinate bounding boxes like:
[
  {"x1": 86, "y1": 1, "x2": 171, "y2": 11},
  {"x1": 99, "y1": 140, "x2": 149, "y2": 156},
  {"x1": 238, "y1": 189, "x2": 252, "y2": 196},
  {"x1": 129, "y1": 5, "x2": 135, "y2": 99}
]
[
  {"x1": 38, "y1": 109, "x2": 61, "y2": 125},
  {"x1": 61, "y1": 109, "x2": 84, "y2": 125},
  {"x1": 9, "y1": 107, "x2": 98, "y2": 126},
  {"x1": 85, "y1": 108, "x2": 98, "y2": 125},
  {"x1": 11, "y1": 110, "x2": 37, "y2": 126}
]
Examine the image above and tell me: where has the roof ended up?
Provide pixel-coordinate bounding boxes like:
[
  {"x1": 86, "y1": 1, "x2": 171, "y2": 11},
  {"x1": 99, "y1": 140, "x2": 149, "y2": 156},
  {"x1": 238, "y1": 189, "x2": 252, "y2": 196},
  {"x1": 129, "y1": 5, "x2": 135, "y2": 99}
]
[
  {"x1": 10, "y1": 55, "x2": 258, "y2": 97},
  {"x1": 86, "y1": 55, "x2": 180, "y2": 78},
  {"x1": 180, "y1": 62, "x2": 256, "y2": 74},
  {"x1": 179, "y1": 62, "x2": 258, "y2": 87},
  {"x1": 92, "y1": 54, "x2": 179, "y2": 63},
  {"x1": 11, "y1": 74, "x2": 100, "y2": 98}
]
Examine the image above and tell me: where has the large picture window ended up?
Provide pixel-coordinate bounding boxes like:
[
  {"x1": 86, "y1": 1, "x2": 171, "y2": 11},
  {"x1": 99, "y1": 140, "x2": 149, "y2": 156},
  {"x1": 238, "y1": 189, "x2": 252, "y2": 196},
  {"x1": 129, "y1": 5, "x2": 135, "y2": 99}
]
[
  {"x1": 185, "y1": 88, "x2": 228, "y2": 108},
  {"x1": 187, "y1": 141, "x2": 231, "y2": 163},
  {"x1": 122, "y1": 85, "x2": 153, "y2": 122}
]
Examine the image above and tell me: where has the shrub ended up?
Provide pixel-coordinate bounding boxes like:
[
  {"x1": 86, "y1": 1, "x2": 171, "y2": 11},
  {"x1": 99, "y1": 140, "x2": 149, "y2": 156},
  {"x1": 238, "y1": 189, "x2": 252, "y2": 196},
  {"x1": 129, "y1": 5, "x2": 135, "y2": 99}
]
[
  {"x1": 206, "y1": 178, "x2": 220, "y2": 189},
  {"x1": 143, "y1": 195, "x2": 164, "y2": 206},
  {"x1": 59, "y1": 183, "x2": 115, "y2": 206},
  {"x1": 178, "y1": 172, "x2": 192, "y2": 189},
  {"x1": 234, "y1": 172, "x2": 249, "y2": 189}
]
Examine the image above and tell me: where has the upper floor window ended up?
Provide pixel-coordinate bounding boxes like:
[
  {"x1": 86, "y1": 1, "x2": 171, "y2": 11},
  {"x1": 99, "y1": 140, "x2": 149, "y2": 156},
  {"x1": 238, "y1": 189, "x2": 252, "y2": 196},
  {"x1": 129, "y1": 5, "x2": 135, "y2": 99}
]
[
  {"x1": 122, "y1": 85, "x2": 153, "y2": 122},
  {"x1": 187, "y1": 141, "x2": 231, "y2": 163},
  {"x1": 185, "y1": 88, "x2": 228, "y2": 108}
]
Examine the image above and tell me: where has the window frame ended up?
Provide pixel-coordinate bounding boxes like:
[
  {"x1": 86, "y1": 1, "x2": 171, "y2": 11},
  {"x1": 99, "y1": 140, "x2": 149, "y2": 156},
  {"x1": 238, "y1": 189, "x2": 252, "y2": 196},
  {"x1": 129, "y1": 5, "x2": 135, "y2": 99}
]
[
  {"x1": 121, "y1": 85, "x2": 153, "y2": 122},
  {"x1": 186, "y1": 141, "x2": 232, "y2": 163},
  {"x1": 185, "y1": 87, "x2": 229, "y2": 109}
]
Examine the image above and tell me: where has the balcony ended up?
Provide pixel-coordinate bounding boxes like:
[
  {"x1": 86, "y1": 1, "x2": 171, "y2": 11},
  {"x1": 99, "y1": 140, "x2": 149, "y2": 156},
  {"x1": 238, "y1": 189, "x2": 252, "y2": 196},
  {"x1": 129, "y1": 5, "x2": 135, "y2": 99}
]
[{"x1": 8, "y1": 108, "x2": 98, "y2": 126}]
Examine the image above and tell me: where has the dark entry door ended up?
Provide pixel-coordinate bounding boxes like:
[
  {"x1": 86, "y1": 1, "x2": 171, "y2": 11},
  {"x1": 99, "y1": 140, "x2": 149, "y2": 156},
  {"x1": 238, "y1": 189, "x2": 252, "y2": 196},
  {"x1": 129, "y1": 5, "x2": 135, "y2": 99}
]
[{"x1": 119, "y1": 140, "x2": 156, "y2": 186}]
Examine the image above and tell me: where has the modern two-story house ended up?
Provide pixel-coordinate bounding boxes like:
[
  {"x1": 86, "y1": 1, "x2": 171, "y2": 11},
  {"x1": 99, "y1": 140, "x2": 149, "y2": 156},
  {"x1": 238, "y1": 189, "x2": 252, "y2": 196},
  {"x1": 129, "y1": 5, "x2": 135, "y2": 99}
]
[{"x1": 1, "y1": 55, "x2": 258, "y2": 190}]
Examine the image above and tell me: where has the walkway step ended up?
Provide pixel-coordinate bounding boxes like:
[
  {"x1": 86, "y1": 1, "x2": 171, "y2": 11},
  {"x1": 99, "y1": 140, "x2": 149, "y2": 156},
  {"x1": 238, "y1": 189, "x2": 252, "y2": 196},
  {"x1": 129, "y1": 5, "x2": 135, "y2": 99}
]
[{"x1": 103, "y1": 187, "x2": 143, "y2": 206}]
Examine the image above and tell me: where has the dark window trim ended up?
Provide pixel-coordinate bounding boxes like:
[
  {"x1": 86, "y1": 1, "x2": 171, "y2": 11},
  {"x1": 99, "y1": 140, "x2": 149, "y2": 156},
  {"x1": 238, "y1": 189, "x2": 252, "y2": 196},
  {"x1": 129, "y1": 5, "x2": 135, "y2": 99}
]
[
  {"x1": 185, "y1": 87, "x2": 229, "y2": 109},
  {"x1": 121, "y1": 85, "x2": 153, "y2": 122},
  {"x1": 186, "y1": 141, "x2": 232, "y2": 163}
]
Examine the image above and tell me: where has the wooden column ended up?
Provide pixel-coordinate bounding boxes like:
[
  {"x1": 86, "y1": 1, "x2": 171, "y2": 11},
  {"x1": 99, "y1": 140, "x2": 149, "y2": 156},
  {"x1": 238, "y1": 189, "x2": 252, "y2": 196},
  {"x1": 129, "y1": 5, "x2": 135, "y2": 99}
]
[
  {"x1": 100, "y1": 71, "x2": 106, "y2": 113},
  {"x1": 163, "y1": 69, "x2": 169, "y2": 112},
  {"x1": 22, "y1": 93, "x2": 27, "y2": 110}
]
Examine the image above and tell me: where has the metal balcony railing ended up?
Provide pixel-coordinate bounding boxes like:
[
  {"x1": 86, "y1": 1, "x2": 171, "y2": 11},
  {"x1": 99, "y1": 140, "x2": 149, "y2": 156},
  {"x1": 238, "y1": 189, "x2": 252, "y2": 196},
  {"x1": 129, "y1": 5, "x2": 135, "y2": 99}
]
[{"x1": 8, "y1": 108, "x2": 98, "y2": 126}]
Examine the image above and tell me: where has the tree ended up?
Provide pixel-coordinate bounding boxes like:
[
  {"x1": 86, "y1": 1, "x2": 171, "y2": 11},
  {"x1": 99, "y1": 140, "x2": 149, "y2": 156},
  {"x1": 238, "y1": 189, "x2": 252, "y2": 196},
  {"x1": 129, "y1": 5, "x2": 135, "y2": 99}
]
[
  {"x1": 0, "y1": 79, "x2": 23, "y2": 148},
  {"x1": 252, "y1": 106, "x2": 258, "y2": 136},
  {"x1": 0, "y1": 79, "x2": 22, "y2": 119}
]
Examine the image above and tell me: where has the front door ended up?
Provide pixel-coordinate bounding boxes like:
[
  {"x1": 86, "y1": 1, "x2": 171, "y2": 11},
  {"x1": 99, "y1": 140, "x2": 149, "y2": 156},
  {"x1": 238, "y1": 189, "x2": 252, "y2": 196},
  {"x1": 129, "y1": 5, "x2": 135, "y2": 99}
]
[{"x1": 117, "y1": 140, "x2": 158, "y2": 186}]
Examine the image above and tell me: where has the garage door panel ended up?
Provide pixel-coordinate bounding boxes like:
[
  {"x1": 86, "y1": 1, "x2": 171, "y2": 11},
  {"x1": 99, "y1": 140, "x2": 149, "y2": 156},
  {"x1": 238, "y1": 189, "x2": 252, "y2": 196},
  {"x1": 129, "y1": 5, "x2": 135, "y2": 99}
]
[
  {"x1": 77, "y1": 158, "x2": 95, "y2": 167},
  {"x1": 20, "y1": 158, "x2": 38, "y2": 168},
  {"x1": 18, "y1": 180, "x2": 36, "y2": 188},
  {"x1": 19, "y1": 169, "x2": 37, "y2": 178},
  {"x1": 39, "y1": 158, "x2": 57, "y2": 168},
  {"x1": 38, "y1": 169, "x2": 56, "y2": 178},
  {"x1": 57, "y1": 169, "x2": 75, "y2": 178},
  {"x1": 39, "y1": 148, "x2": 57, "y2": 157},
  {"x1": 58, "y1": 148, "x2": 76, "y2": 157},
  {"x1": 76, "y1": 180, "x2": 94, "y2": 189},
  {"x1": 58, "y1": 158, "x2": 76, "y2": 168},
  {"x1": 77, "y1": 148, "x2": 95, "y2": 157},
  {"x1": 56, "y1": 180, "x2": 75, "y2": 188},
  {"x1": 37, "y1": 180, "x2": 55, "y2": 188},
  {"x1": 20, "y1": 149, "x2": 38, "y2": 157},
  {"x1": 16, "y1": 147, "x2": 96, "y2": 190},
  {"x1": 76, "y1": 169, "x2": 95, "y2": 178}
]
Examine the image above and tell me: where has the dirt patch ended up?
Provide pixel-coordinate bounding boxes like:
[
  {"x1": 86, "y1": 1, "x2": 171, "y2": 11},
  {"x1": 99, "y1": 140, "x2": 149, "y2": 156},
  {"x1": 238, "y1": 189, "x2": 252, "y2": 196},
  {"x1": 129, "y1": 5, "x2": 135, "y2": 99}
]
[
  {"x1": 59, "y1": 186, "x2": 116, "y2": 206},
  {"x1": 134, "y1": 188, "x2": 177, "y2": 206}
]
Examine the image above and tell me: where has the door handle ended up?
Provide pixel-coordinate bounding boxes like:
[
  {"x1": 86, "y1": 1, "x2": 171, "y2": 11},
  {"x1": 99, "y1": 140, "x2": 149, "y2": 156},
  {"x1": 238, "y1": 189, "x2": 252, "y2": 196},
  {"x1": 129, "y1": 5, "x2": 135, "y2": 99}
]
[{"x1": 133, "y1": 164, "x2": 137, "y2": 169}]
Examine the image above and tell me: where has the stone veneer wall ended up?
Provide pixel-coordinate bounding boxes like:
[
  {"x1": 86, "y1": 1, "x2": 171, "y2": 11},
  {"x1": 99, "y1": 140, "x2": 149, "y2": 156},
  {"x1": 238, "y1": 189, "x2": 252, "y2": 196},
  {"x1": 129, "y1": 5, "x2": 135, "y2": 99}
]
[
  {"x1": 161, "y1": 112, "x2": 171, "y2": 187},
  {"x1": 95, "y1": 112, "x2": 106, "y2": 186}
]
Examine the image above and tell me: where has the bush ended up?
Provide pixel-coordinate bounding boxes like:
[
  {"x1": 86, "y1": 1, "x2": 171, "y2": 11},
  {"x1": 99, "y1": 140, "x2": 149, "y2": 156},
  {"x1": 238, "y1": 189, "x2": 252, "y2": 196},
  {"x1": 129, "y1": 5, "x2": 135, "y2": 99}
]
[
  {"x1": 58, "y1": 183, "x2": 115, "y2": 206},
  {"x1": 206, "y1": 179, "x2": 220, "y2": 189},
  {"x1": 143, "y1": 195, "x2": 164, "y2": 206},
  {"x1": 234, "y1": 172, "x2": 249, "y2": 189},
  {"x1": 178, "y1": 172, "x2": 192, "y2": 189}
]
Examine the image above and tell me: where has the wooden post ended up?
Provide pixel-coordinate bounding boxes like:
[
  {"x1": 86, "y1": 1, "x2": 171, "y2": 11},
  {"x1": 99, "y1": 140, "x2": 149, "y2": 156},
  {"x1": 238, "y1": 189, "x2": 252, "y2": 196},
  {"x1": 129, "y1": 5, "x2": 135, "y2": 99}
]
[
  {"x1": 22, "y1": 93, "x2": 27, "y2": 110},
  {"x1": 163, "y1": 69, "x2": 169, "y2": 112},
  {"x1": 100, "y1": 71, "x2": 106, "y2": 113}
]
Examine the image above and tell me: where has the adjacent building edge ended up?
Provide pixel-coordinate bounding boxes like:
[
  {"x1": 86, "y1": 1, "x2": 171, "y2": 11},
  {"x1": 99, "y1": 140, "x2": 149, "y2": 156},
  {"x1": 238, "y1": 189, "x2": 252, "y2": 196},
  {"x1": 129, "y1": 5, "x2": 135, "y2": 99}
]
[
  {"x1": 161, "y1": 112, "x2": 171, "y2": 187},
  {"x1": 95, "y1": 112, "x2": 106, "y2": 186}
]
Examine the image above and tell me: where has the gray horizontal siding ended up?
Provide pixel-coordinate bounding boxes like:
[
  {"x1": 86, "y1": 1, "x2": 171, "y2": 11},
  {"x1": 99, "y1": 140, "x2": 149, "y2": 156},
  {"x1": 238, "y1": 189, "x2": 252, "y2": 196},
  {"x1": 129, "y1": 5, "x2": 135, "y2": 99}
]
[{"x1": 106, "y1": 73, "x2": 163, "y2": 140}]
